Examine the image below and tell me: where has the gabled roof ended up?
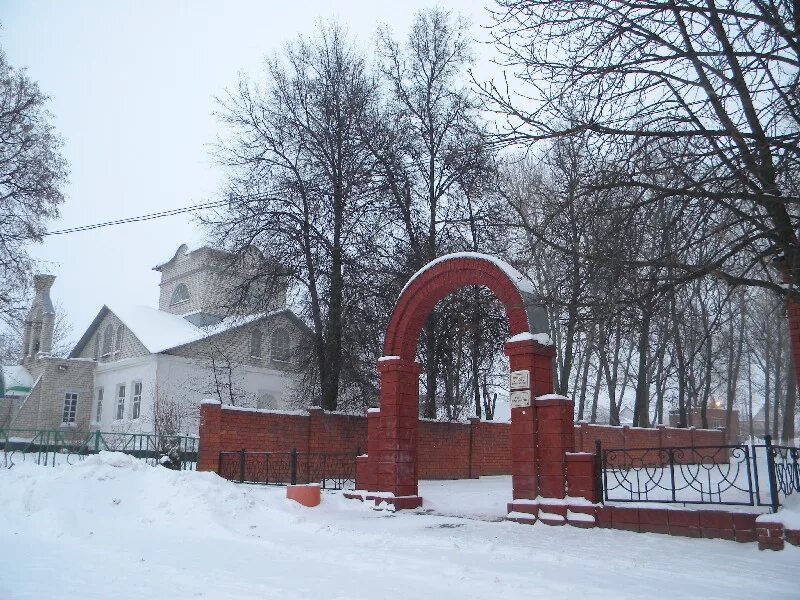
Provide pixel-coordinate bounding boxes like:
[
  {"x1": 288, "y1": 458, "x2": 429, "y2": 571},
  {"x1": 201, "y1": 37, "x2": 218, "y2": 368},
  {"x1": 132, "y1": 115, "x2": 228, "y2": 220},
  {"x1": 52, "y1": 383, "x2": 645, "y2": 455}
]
[{"x1": 69, "y1": 304, "x2": 312, "y2": 358}]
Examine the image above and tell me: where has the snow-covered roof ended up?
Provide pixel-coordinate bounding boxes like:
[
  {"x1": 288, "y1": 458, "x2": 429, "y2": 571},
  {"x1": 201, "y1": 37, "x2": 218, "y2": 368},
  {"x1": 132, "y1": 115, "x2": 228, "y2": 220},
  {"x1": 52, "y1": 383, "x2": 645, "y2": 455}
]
[
  {"x1": 1, "y1": 365, "x2": 33, "y2": 397},
  {"x1": 400, "y1": 252, "x2": 536, "y2": 296},
  {"x1": 107, "y1": 304, "x2": 204, "y2": 353},
  {"x1": 70, "y1": 304, "x2": 311, "y2": 358}
]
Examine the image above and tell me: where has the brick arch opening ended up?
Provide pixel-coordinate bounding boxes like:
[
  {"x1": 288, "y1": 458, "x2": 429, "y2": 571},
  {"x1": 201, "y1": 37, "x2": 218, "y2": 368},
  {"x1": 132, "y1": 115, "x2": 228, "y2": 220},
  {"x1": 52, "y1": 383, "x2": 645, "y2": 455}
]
[{"x1": 354, "y1": 253, "x2": 575, "y2": 510}]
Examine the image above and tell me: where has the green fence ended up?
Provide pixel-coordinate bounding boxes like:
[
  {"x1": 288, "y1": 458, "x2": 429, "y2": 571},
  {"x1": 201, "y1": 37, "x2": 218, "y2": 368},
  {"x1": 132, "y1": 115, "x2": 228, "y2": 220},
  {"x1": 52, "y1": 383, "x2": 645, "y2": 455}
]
[{"x1": 0, "y1": 428, "x2": 199, "y2": 470}]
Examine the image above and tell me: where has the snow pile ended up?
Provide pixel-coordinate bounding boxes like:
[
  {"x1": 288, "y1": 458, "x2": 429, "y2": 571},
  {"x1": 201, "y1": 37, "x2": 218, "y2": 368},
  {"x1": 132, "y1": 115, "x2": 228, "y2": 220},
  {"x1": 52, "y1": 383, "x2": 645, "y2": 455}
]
[
  {"x1": 0, "y1": 455, "x2": 797, "y2": 599},
  {"x1": 758, "y1": 493, "x2": 800, "y2": 530}
]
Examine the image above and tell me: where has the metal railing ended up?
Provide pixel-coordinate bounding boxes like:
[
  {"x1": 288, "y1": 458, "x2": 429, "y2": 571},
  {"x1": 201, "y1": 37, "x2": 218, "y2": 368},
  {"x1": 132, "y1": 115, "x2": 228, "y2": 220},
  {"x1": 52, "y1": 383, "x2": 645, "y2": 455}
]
[
  {"x1": 1, "y1": 427, "x2": 199, "y2": 470},
  {"x1": 597, "y1": 435, "x2": 799, "y2": 512},
  {"x1": 218, "y1": 449, "x2": 358, "y2": 490}
]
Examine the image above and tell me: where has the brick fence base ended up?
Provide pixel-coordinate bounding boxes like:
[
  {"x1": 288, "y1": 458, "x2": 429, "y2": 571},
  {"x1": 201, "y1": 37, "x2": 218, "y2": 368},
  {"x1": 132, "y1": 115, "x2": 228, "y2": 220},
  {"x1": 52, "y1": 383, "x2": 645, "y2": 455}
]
[{"x1": 506, "y1": 503, "x2": 799, "y2": 551}]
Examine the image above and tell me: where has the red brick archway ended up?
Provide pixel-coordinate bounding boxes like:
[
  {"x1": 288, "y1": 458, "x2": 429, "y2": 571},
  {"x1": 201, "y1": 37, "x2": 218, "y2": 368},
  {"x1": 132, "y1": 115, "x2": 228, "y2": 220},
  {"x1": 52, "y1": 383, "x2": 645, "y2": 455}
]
[{"x1": 354, "y1": 253, "x2": 580, "y2": 510}]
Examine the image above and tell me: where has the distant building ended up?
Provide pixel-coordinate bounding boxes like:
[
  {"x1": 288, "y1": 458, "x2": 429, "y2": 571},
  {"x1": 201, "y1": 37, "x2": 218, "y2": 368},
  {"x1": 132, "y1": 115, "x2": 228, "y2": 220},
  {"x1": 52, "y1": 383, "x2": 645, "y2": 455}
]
[
  {"x1": 1, "y1": 244, "x2": 310, "y2": 435},
  {"x1": 668, "y1": 403, "x2": 740, "y2": 442}
]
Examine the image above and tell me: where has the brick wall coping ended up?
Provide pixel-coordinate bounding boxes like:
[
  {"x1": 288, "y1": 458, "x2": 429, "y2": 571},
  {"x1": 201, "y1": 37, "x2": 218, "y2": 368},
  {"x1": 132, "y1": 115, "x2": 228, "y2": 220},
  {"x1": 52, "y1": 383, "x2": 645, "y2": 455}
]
[
  {"x1": 200, "y1": 398, "x2": 221, "y2": 405},
  {"x1": 220, "y1": 405, "x2": 309, "y2": 416},
  {"x1": 580, "y1": 421, "x2": 723, "y2": 434}
]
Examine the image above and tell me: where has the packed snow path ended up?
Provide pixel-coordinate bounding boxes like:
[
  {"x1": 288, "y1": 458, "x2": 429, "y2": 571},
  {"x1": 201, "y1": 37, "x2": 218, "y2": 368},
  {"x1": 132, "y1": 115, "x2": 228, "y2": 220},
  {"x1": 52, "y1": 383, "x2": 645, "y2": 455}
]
[{"x1": 0, "y1": 454, "x2": 795, "y2": 600}]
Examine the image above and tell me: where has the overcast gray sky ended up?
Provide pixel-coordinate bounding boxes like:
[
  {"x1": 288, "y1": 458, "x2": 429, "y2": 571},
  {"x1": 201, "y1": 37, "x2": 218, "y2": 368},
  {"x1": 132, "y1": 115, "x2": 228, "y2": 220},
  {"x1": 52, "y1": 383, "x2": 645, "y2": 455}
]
[{"x1": 1, "y1": 0, "x2": 496, "y2": 343}]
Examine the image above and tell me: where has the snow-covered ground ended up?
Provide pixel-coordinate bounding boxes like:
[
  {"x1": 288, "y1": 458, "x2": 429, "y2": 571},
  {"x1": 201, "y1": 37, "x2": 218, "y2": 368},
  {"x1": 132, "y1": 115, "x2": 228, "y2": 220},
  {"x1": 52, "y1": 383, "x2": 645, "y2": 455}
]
[{"x1": 0, "y1": 454, "x2": 796, "y2": 600}]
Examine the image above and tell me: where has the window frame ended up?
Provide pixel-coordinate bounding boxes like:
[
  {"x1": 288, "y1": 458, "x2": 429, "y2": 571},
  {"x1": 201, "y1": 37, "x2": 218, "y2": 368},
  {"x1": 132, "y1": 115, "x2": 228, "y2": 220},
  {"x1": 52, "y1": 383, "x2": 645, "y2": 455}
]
[
  {"x1": 95, "y1": 387, "x2": 104, "y2": 423},
  {"x1": 115, "y1": 324, "x2": 124, "y2": 355},
  {"x1": 102, "y1": 324, "x2": 114, "y2": 357},
  {"x1": 170, "y1": 283, "x2": 190, "y2": 306},
  {"x1": 131, "y1": 381, "x2": 142, "y2": 420},
  {"x1": 250, "y1": 328, "x2": 263, "y2": 358},
  {"x1": 62, "y1": 392, "x2": 78, "y2": 426},
  {"x1": 270, "y1": 327, "x2": 291, "y2": 362},
  {"x1": 115, "y1": 384, "x2": 126, "y2": 420}
]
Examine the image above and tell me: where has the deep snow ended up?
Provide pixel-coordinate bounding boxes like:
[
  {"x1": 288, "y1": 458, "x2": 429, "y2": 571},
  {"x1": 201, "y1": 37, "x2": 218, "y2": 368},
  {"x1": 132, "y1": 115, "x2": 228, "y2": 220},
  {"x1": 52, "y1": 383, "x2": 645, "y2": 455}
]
[{"x1": 0, "y1": 453, "x2": 796, "y2": 600}]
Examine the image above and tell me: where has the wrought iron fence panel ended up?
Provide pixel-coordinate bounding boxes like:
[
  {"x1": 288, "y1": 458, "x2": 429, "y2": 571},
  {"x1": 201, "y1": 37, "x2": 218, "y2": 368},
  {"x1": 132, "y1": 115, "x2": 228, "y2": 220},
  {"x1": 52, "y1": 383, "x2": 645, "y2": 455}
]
[
  {"x1": 602, "y1": 444, "x2": 755, "y2": 506},
  {"x1": 0, "y1": 428, "x2": 198, "y2": 470},
  {"x1": 217, "y1": 450, "x2": 356, "y2": 490},
  {"x1": 771, "y1": 445, "x2": 800, "y2": 500}
]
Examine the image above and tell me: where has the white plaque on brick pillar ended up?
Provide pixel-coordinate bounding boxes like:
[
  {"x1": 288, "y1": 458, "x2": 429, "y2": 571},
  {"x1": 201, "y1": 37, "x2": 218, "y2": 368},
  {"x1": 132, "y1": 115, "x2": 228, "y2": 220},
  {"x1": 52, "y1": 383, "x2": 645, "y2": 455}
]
[
  {"x1": 510, "y1": 370, "x2": 530, "y2": 390},
  {"x1": 510, "y1": 389, "x2": 531, "y2": 409}
]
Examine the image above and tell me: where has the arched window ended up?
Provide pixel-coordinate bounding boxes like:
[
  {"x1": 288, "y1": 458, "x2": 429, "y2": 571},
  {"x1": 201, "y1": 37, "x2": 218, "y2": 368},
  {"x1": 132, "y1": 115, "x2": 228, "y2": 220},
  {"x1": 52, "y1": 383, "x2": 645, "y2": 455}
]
[
  {"x1": 170, "y1": 283, "x2": 190, "y2": 305},
  {"x1": 250, "y1": 329, "x2": 263, "y2": 358},
  {"x1": 102, "y1": 324, "x2": 114, "y2": 355},
  {"x1": 270, "y1": 327, "x2": 290, "y2": 362},
  {"x1": 115, "y1": 324, "x2": 124, "y2": 353}
]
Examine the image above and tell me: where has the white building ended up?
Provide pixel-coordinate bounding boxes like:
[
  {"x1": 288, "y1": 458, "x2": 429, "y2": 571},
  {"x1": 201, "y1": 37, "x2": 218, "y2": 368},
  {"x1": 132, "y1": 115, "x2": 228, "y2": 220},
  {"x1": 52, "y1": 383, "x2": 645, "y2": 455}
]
[{"x1": 1, "y1": 244, "x2": 310, "y2": 435}]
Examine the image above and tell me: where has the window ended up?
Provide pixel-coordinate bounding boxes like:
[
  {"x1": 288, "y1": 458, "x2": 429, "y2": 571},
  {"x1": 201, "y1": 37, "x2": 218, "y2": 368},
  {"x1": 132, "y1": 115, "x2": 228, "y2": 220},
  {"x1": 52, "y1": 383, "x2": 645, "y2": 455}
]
[
  {"x1": 102, "y1": 324, "x2": 114, "y2": 356},
  {"x1": 170, "y1": 283, "x2": 190, "y2": 305},
  {"x1": 62, "y1": 392, "x2": 78, "y2": 425},
  {"x1": 132, "y1": 381, "x2": 142, "y2": 420},
  {"x1": 116, "y1": 384, "x2": 126, "y2": 420},
  {"x1": 115, "y1": 324, "x2": 124, "y2": 353},
  {"x1": 95, "y1": 388, "x2": 104, "y2": 422},
  {"x1": 250, "y1": 329, "x2": 263, "y2": 358},
  {"x1": 93, "y1": 336, "x2": 100, "y2": 360},
  {"x1": 270, "y1": 327, "x2": 290, "y2": 362}
]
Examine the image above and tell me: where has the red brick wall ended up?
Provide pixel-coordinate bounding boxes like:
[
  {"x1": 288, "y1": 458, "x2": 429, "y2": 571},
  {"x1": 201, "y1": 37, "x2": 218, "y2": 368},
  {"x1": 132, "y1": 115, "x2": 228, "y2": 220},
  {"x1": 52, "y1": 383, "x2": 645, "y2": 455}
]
[{"x1": 199, "y1": 402, "x2": 727, "y2": 477}]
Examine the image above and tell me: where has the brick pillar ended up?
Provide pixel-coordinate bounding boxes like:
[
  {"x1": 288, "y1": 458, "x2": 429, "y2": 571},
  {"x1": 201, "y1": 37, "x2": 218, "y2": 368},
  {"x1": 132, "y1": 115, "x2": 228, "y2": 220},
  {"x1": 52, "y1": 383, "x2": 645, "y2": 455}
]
[
  {"x1": 376, "y1": 358, "x2": 422, "y2": 499},
  {"x1": 198, "y1": 399, "x2": 222, "y2": 472},
  {"x1": 565, "y1": 452, "x2": 597, "y2": 502},
  {"x1": 505, "y1": 338, "x2": 556, "y2": 500},
  {"x1": 535, "y1": 394, "x2": 575, "y2": 499}
]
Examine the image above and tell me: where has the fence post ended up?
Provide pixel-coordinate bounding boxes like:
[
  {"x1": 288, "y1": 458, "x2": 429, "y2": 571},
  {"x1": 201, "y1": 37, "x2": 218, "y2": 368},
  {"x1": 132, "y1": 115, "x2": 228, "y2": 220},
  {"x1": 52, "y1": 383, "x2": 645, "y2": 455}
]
[
  {"x1": 668, "y1": 448, "x2": 677, "y2": 503},
  {"x1": 290, "y1": 448, "x2": 298, "y2": 485},
  {"x1": 594, "y1": 440, "x2": 603, "y2": 503},
  {"x1": 765, "y1": 435, "x2": 780, "y2": 513},
  {"x1": 239, "y1": 448, "x2": 246, "y2": 483},
  {"x1": 94, "y1": 430, "x2": 101, "y2": 454}
]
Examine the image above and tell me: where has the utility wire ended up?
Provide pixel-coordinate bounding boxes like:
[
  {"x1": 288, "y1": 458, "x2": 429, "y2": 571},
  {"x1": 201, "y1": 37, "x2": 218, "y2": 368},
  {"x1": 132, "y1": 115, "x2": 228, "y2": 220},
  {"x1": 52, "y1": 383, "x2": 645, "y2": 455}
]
[{"x1": 42, "y1": 200, "x2": 229, "y2": 236}]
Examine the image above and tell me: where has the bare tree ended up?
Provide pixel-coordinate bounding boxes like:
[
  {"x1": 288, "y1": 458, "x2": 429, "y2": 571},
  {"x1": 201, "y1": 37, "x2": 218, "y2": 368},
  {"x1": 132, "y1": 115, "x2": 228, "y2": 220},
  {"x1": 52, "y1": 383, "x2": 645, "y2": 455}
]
[
  {"x1": 0, "y1": 44, "x2": 68, "y2": 322},
  {"x1": 209, "y1": 22, "x2": 380, "y2": 411}
]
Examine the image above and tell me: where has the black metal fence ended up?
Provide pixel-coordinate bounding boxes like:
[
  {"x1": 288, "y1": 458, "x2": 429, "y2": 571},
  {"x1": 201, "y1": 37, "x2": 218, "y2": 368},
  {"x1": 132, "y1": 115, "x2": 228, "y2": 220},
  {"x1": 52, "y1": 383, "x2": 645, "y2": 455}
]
[
  {"x1": 597, "y1": 435, "x2": 799, "y2": 512},
  {"x1": 1, "y1": 427, "x2": 199, "y2": 470},
  {"x1": 218, "y1": 449, "x2": 357, "y2": 490}
]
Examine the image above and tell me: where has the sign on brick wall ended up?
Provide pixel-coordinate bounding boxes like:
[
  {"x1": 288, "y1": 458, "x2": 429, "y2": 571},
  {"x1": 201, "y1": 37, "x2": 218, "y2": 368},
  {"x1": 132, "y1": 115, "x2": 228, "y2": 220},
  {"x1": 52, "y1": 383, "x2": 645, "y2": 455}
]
[
  {"x1": 510, "y1": 389, "x2": 531, "y2": 409},
  {"x1": 510, "y1": 369, "x2": 530, "y2": 390}
]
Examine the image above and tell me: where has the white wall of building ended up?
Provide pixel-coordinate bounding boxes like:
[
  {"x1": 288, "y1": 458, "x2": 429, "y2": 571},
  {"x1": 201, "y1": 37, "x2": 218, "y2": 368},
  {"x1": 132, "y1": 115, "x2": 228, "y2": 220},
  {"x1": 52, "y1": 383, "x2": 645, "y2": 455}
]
[{"x1": 91, "y1": 355, "x2": 158, "y2": 433}]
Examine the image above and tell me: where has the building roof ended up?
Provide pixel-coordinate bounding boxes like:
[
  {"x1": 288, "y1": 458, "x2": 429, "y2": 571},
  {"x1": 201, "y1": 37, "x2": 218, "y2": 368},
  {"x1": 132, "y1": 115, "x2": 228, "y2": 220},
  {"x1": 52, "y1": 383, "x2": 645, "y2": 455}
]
[
  {"x1": 69, "y1": 304, "x2": 311, "y2": 358},
  {"x1": 1, "y1": 365, "x2": 33, "y2": 397}
]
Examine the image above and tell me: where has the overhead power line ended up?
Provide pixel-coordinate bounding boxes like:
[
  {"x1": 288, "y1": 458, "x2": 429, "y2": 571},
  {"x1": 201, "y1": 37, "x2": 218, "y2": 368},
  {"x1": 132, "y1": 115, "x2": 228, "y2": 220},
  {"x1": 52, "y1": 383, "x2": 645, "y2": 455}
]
[{"x1": 42, "y1": 200, "x2": 229, "y2": 237}]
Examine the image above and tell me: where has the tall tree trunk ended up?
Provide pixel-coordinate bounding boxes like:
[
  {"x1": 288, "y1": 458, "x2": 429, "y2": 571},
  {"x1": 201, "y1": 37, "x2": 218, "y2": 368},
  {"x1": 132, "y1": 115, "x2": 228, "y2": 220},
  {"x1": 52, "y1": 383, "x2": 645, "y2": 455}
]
[{"x1": 633, "y1": 308, "x2": 652, "y2": 427}]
